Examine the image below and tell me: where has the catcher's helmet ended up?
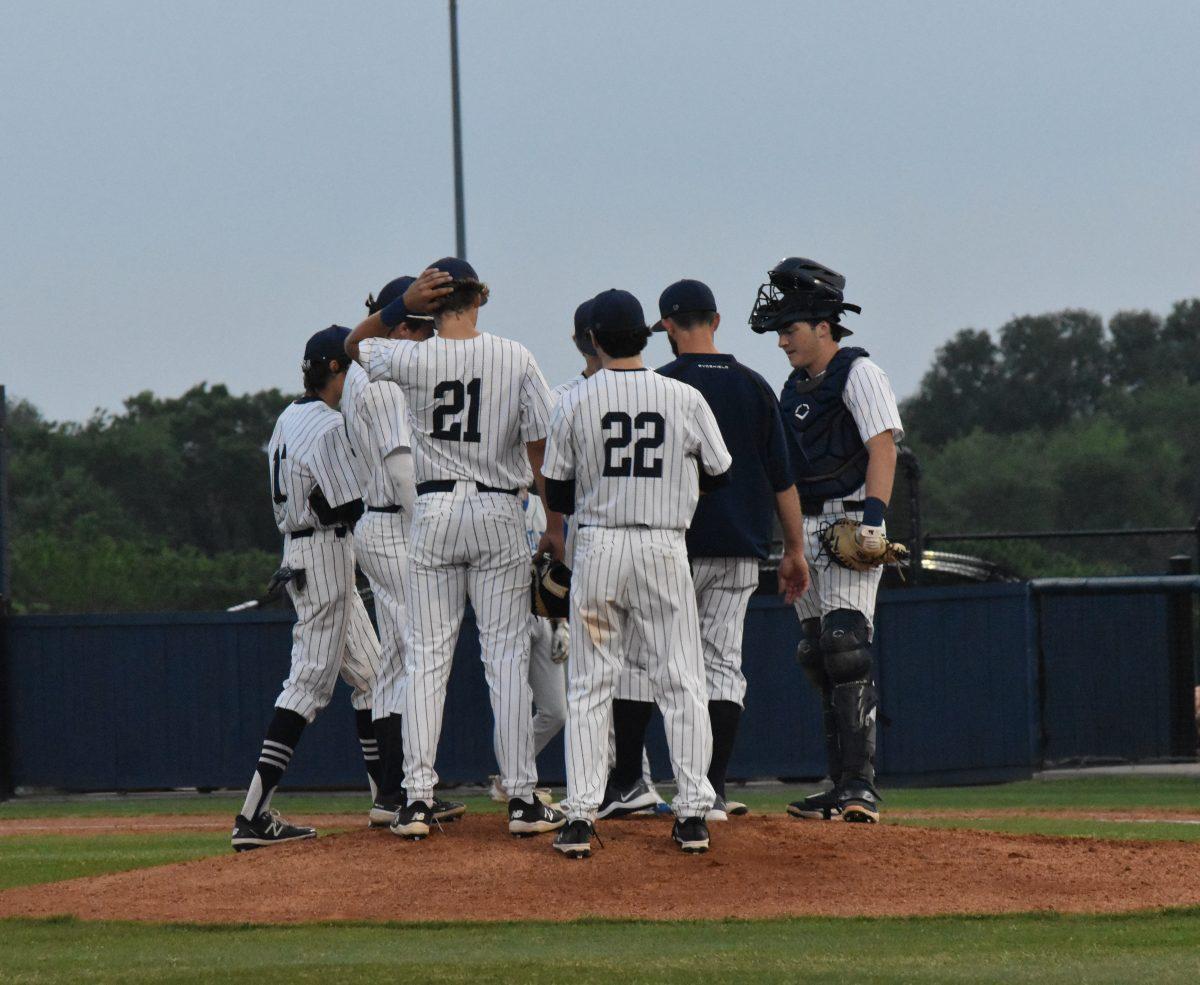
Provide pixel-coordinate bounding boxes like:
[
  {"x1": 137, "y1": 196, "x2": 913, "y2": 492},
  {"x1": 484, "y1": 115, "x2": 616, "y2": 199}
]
[{"x1": 749, "y1": 257, "x2": 861, "y2": 335}]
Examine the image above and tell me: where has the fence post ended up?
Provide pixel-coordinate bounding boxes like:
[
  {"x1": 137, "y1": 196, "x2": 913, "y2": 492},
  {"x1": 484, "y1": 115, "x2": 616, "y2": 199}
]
[
  {"x1": 1166, "y1": 555, "x2": 1197, "y2": 759},
  {"x1": 0, "y1": 385, "x2": 12, "y2": 798}
]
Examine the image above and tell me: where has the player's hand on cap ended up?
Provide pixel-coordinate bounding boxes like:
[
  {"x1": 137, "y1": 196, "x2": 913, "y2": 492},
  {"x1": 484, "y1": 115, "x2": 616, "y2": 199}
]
[
  {"x1": 403, "y1": 267, "x2": 455, "y2": 313},
  {"x1": 777, "y1": 549, "x2": 810, "y2": 605},
  {"x1": 857, "y1": 523, "x2": 886, "y2": 554}
]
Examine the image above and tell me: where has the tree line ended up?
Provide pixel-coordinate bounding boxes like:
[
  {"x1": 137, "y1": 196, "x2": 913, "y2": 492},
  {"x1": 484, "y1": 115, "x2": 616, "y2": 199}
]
[
  {"x1": 903, "y1": 300, "x2": 1200, "y2": 575},
  {"x1": 3, "y1": 298, "x2": 1198, "y2": 611}
]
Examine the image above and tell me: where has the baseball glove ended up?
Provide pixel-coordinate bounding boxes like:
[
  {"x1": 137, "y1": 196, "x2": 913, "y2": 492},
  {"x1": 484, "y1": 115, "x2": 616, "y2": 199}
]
[
  {"x1": 531, "y1": 553, "x2": 571, "y2": 619},
  {"x1": 820, "y1": 518, "x2": 909, "y2": 572}
]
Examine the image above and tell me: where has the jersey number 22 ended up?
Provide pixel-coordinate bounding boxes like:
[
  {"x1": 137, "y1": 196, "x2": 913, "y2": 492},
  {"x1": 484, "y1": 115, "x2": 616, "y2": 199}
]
[{"x1": 602, "y1": 411, "x2": 664, "y2": 477}]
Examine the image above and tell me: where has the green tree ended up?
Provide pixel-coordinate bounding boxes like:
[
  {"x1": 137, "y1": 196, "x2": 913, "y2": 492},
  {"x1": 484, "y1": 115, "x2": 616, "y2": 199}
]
[
  {"x1": 992, "y1": 309, "x2": 1107, "y2": 433},
  {"x1": 900, "y1": 329, "x2": 1000, "y2": 447}
]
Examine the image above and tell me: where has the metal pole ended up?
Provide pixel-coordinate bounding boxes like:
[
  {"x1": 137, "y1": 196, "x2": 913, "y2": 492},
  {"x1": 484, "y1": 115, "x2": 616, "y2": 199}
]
[
  {"x1": 449, "y1": 0, "x2": 467, "y2": 259},
  {"x1": 1166, "y1": 556, "x2": 1197, "y2": 758},
  {"x1": 0, "y1": 385, "x2": 11, "y2": 798}
]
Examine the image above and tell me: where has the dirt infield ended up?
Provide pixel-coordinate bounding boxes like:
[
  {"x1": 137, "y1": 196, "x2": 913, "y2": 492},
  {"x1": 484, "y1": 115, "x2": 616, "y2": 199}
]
[{"x1": 3, "y1": 813, "x2": 1200, "y2": 922}]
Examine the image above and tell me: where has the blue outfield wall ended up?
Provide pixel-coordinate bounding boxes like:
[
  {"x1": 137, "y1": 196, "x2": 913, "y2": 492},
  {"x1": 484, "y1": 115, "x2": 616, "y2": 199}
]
[{"x1": 0, "y1": 583, "x2": 1179, "y2": 792}]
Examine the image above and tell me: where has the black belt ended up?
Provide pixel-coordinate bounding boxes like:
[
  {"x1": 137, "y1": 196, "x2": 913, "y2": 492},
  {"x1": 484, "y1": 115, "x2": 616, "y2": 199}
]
[
  {"x1": 367, "y1": 505, "x2": 403, "y2": 513},
  {"x1": 415, "y1": 480, "x2": 518, "y2": 496},
  {"x1": 801, "y1": 496, "x2": 864, "y2": 515},
  {"x1": 289, "y1": 526, "x2": 347, "y2": 539}
]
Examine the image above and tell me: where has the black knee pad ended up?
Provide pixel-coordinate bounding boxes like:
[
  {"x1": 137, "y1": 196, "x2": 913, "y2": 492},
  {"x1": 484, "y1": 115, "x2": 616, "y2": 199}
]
[
  {"x1": 820, "y1": 609, "x2": 872, "y2": 685},
  {"x1": 795, "y1": 617, "x2": 827, "y2": 691}
]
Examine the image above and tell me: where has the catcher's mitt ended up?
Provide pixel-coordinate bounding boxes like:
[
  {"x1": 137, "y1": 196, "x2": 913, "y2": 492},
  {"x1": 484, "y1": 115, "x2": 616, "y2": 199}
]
[
  {"x1": 820, "y1": 518, "x2": 909, "y2": 572},
  {"x1": 531, "y1": 553, "x2": 571, "y2": 619}
]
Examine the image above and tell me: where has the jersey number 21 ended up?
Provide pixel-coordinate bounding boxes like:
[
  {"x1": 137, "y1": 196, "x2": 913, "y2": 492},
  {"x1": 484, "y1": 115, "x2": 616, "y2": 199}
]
[{"x1": 431, "y1": 378, "x2": 483, "y2": 443}]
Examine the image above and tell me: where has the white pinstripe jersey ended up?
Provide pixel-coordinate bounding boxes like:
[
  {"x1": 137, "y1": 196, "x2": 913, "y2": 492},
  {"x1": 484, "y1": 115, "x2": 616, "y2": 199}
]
[
  {"x1": 840, "y1": 357, "x2": 904, "y2": 500},
  {"x1": 844, "y1": 357, "x2": 904, "y2": 445},
  {"x1": 361, "y1": 333, "x2": 552, "y2": 489},
  {"x1": 550, "y1": 373, "x2": 587, "y2": 404},
  {"x1": 543, "y1": 368, "x2": 732, "y2": 530},
  {"x1": 341, "y1": 361, "x2": 412, "y2": 508},
  {"x1": 267, "y1": 398, "x2": 362, "y2": 534}
]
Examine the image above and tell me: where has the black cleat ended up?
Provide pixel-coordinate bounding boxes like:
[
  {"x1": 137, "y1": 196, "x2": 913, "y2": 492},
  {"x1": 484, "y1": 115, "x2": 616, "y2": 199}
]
[
  {"x1": 596, "y1": 776, "x2": 659, "y2": 819},
  {"x1": 838, "y1": 779, "x2": 881, "y2": 824},
  {"x1": 231, "y1": 810, "x2": 316, "y2": 851},
  {"x1": 672, "y1": 815, "x2": 710, "y2": 854},
  {"x1": 368, "y1": 802, "x2": 402, "y2": 828},
  {"x1": 390, "y1": 800, "x2": 434, "y2": 840},
  {"x1": 508, "y1": 796, "x2": 566, "y2": 836},
  {"x1": 552, "y1": 818, "x2": 594, "y2": 859},
  {"x1": 431, "y1": 796, "x2": 467, "y2": 822},
  {"x1": 787, "y1": 787, "x2": 843, "y2": 821}
]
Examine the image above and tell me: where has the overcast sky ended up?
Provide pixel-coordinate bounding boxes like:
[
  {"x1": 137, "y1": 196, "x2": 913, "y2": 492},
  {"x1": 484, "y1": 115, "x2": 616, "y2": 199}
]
[{"x1": 3, "y1": 0, "x2": 1198, "y2": 423}]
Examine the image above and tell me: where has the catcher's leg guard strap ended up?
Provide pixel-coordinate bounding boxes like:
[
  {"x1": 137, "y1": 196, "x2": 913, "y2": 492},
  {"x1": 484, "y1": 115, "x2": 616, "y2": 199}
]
[
  {"x1": 820, "y1": 609, "x2": 876, "y2": 785},
  {"x1": 797, "y1": 617, "x2": 841, "y2": 781}
]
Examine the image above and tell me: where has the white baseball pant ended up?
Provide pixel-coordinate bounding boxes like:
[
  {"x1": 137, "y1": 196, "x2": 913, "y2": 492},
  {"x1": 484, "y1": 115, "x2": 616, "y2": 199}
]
[
  {"x1": 276, "y1": 529, "x2": 381, "y2": 722},
  {"x1": 562, "y1": 526, "x2": 715, "y2": 821},
  {"x1": 793, "y1": 502, "x2": 882, "y2": 635},
  {"x1": 353, "y1": 510, "x2": 410, "y2": 720},
  {"x1": 401, "y1": 487, "x2": 538, "y2": 804}
]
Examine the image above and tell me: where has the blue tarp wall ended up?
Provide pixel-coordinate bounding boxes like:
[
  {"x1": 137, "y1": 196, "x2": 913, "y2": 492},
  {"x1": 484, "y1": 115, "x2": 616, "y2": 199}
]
[{"x1": 0, "y1": 583, "x2": 1182, "y2": 792}]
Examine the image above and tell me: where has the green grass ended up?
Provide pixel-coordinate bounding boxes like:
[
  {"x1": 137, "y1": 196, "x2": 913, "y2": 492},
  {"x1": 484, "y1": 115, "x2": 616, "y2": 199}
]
[
  {"x1": 3, "y1": 911, "x2": 1200, "y2": 984},
  {"x1": 2, "y1": 776, "x2": 1195, "y2": 820},
  {"x1": 893, "y1": 815, "x2": 1200, "y2": 842},
  {"x1": 0, "y1": 833, "x2": 228, "y2": 890},
  {"x1": 879, "y1": 776, "x2": 1200, "y2": 812}
]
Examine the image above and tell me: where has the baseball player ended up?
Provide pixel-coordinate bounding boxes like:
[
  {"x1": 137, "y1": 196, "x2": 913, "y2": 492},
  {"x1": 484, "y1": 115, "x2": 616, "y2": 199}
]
[
  {"x1": 343, "y1": 276, "x2": 465, "y2": 829},
  {"x1": 549, "y1": 298, "x2": 669, "y2": 815},
  {"x1": 550, "y1": 298, "x2": 603, "y2": 404},
  {"x1": 749, "y1": 257, "x2": 904, "y2": 824},
  {"x1": 231, "y1": 326, "x2": 383, "y2": 850},
  {"x1": 489, "y1": 487, "x2": 568, "y2": 804},
  {"x1": 542, "y1": 288, "x2": 733, "y2": 858},
  {"x1": 345, "y1": 259, "x2": 566, "y2": 840},
  {"x1": 602, "y1": 279, "x2": 811, "y2": 822}
]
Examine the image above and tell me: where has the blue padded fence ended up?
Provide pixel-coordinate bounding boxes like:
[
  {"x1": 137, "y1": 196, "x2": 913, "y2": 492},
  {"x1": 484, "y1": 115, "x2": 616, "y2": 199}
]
[{"x1": 0, "y1": 581, "x2": 1184, "y2": 793}]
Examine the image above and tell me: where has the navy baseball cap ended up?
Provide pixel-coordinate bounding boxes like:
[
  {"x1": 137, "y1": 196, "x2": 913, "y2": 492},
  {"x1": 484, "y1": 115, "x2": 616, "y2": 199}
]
[
  {"x1": 589, "y1": 289, "x2": 649, "y2": 335},
  {"x1": 367, "y1": 276, "x2": 434, "y2": 321},
  {"x1": 652, "y1": 279, "x2": 717, "y2": 331},
  {"x1": 573, "y1": 297, "x2": 597, "y2": 355},
  {"x1": 429, "y1": 256, "x2": 480, "y2": 282},
  {"x1": 303, "y1": 325, "x2": 350, "y2": 365}
]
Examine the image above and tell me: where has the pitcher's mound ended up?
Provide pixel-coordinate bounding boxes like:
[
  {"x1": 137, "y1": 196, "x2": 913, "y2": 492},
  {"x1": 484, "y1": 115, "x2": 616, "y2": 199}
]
[{"x1": 2, "y1": 814, "x2": 1199, "y2": 923}]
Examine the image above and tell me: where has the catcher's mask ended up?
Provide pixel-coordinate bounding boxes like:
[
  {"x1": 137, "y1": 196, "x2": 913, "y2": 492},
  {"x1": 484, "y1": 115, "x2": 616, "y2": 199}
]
[{"x1": 749, "y1": 257, "x2": 861, "y2": 335}]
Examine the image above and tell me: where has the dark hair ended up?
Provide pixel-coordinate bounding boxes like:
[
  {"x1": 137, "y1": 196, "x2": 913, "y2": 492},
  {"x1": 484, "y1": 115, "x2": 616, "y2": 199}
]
[
  {"x1": 436, "y1": 280, "x2": 490, "y2": 316},
  {"x1": 302, "y1": 357, "x2": 345, "y2": 393},
  {"x1": 593, "y1": 327, "x2": 650, "y2": 359},
  {"x1": 827, "y1": 319, "x2": 850, "y2": 342},
  {"x1": 668, "y1": 310, "x2": 717, "y2": 330}
]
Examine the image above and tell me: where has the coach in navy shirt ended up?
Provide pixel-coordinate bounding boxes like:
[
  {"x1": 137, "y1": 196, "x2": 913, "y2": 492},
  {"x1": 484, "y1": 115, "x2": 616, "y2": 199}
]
[{"x1": 598, "y1": 279, "x2": 810, "y2": 822}]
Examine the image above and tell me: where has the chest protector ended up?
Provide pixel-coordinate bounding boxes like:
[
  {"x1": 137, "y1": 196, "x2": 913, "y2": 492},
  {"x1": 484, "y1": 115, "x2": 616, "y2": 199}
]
[{"x1": 780, "y1": 346, "x2": 869, "y2": 498}]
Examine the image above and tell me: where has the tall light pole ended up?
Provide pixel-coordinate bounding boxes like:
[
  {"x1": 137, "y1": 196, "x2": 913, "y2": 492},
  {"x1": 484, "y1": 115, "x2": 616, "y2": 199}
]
[{"x1": 449, "y1": 0, "x2": 467, "y2": 259}]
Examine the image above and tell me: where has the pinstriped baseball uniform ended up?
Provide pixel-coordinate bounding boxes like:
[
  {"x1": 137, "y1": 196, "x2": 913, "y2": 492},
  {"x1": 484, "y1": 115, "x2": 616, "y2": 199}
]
[
  {"x1": 544, "y1": 368, "x2": 732, "y2": 821},
  {"x1": 553, "y1": 372, "x2": 657, "y2": 790},
  {"x1": 361, "y1": 333, "x2": 552, "y2": 804},
  {"x1": 520, "y1": 490, "x2": 567, "y2": 756},
  {"x1": 267, "y1": 398, "x2": 381, "y2": 722},
  {"x1": 341, "y1": 361, "x2": 413, "y2": 721},
  {"x1": 617, "y1": 354, "x2": 794, "y2": 707},
  {"x1": 791, "y1": 356, "x2": 904, "y2": 634}
]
